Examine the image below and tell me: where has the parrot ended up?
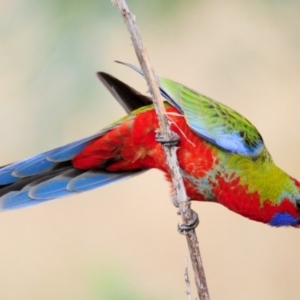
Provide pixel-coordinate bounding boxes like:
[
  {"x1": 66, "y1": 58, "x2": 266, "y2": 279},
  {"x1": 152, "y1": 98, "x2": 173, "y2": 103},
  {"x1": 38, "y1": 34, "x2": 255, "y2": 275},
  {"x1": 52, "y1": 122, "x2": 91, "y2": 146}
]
[{"x1": 0, "y1": 63, "x2": 300, "y2": 228}]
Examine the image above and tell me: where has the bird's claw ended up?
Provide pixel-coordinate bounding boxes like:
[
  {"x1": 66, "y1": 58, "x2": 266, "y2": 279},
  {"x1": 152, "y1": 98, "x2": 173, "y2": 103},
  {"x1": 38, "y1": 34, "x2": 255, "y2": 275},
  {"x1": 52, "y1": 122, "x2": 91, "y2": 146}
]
[
  {"x1": 177, "y1": 210, "x2": 199, "y2": 235},
  {"x1": 155, "y1": 131, "x2": 180, "y2": 147}
]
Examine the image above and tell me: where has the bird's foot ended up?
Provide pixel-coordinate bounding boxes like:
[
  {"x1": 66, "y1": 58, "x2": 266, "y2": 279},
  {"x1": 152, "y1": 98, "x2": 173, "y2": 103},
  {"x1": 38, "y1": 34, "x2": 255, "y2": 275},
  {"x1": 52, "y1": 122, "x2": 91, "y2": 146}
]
[
  {"x1": 155, "y1": 131, "x2": 180, "y2": 147},
  {"x1": 177, "y1": 209, "x2": 199, "y2": 235}
]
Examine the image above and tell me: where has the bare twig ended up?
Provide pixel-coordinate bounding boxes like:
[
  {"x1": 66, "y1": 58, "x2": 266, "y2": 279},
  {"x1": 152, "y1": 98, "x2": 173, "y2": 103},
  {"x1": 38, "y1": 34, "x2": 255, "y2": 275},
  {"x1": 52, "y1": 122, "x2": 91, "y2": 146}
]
[
  {"x1": 111, "y1": 1, "x2": 210, "y2": 299},
  {"x1": 184, "y1": 257, "x2": 193, "y2": 300}
]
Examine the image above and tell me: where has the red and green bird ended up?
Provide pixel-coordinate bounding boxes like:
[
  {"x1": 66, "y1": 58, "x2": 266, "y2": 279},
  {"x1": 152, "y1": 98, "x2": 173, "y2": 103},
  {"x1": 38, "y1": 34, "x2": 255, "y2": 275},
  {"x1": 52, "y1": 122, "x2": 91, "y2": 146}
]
[{"x1": 1, "y1": 64, "x2": 300, "y2": 228}]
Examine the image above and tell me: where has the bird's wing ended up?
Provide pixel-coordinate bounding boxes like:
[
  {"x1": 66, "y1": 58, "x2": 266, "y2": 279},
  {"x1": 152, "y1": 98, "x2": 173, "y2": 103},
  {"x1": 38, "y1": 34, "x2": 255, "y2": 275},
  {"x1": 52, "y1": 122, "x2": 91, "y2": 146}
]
[
  {"x1": 159, "y1": 77, "x2": 264, "y2": 159},
  {"x1": 116, "y1": 61, "x2": 265, "y2": 159}
]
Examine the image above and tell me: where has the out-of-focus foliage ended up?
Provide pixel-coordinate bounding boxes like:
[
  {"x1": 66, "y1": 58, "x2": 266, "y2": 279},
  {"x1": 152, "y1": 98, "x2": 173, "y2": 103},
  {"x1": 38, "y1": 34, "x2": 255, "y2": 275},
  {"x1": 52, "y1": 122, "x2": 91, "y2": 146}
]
[
  {"x1": 0, "y1": 0, "x2": 199, "y2": 153},
  {"x1": 91, "y1": 267, "x2": 162, "y2": 300}
]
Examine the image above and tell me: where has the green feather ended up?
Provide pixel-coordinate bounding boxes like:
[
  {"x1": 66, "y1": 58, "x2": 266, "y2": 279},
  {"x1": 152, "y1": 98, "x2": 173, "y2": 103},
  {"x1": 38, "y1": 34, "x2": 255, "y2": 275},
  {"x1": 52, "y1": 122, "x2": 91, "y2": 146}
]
[{"x1": 158, "y1": 77, "x2": 264, "y2": 159}]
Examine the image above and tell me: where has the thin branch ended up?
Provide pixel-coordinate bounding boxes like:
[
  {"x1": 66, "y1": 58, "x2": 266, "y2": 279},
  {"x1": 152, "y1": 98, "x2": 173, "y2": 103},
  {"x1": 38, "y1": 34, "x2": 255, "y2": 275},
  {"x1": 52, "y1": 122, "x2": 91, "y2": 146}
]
[
  {"x1": 111, "y1": 1, "x2": 210, "y2": 299},
  {"x1": 184, "y1": 257, "x2": 193, "y2": 300}
]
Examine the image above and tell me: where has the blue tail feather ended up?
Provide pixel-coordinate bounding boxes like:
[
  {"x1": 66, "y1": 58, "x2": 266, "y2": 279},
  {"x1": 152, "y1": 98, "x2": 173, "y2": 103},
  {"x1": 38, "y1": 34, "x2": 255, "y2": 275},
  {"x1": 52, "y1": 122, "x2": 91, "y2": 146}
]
[
  {"x1": 28, "y1": 170, "x2": 77, "y2": 200},
  {"x1": 0, "y1": 169, "x2": 144, "y2": 211},
  {"x1": 0, "y1": 125, "x2": 137, "y2": 211},
  {"x1": 1, "y1": 191, "x2": 53, "y2": 211},
  {"x1": 67, "y1": 170, "x2": 142, "y2": 192},
  {"x1": 47, "y1": 131, "x2": 111, "y2": 162},
  {"x1": 0, "y1": 130, "x2": 114, "y2": 185},
  {"x1": 14, "y1": 158, "x2": 56, "y2": 178},
  {"x1": 0, "y1": 170, "x2": 19, "y2": 185},
  {"x1": 0, "y1": 70, "x2": 156, "y2": 212}
]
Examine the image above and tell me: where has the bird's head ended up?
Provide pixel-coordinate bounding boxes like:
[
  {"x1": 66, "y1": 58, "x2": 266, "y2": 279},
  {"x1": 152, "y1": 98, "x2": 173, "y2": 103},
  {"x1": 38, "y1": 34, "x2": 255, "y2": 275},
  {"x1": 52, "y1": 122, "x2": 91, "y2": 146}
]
[{"x1": 268, "y1": 177, "x2": 300, "y2": 227}]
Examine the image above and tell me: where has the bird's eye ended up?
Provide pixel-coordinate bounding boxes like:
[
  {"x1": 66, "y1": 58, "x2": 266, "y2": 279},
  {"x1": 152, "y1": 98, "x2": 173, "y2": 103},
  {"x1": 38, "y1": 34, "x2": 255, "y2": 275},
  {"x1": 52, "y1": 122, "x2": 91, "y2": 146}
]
[{"x1": 296, "y1": 199, "x2": 300, "y2": 211}]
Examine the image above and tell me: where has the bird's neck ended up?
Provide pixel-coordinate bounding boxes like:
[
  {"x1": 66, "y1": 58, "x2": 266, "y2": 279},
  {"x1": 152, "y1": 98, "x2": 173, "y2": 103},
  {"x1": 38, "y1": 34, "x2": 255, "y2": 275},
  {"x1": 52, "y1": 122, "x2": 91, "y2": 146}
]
[{"x1": 209, "y1": 149, "x2": 299, "y2": 224}]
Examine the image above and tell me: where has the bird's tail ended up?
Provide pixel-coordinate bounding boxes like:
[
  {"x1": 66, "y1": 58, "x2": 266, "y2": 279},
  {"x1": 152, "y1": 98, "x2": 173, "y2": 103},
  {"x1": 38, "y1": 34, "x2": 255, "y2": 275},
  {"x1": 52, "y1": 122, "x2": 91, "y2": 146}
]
[
  {"x1": 0, "y1": 131, "x2": 144, "y2": 211},
  {"x1": 0, "y1": 71, "x2": 150, "y2": 211}
]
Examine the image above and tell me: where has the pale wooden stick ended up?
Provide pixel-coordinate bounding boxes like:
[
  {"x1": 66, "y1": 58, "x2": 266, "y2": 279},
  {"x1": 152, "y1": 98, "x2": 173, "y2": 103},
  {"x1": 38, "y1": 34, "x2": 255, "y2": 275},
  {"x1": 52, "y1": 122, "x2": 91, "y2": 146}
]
[
  {"x1": 111, "y1": 1, "x2": 210, "y2": 299},
  {"x1": 184, "y1": 257, "x2": 193, "y2": 300}
]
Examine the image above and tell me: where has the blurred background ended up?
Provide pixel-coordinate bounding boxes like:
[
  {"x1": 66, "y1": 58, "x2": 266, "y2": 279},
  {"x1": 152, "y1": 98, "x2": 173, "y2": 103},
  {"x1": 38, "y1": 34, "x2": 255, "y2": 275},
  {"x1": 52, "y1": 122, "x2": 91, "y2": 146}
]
[{"x1": 1, "y1": 0, "x2": 300, "y2": 299}]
